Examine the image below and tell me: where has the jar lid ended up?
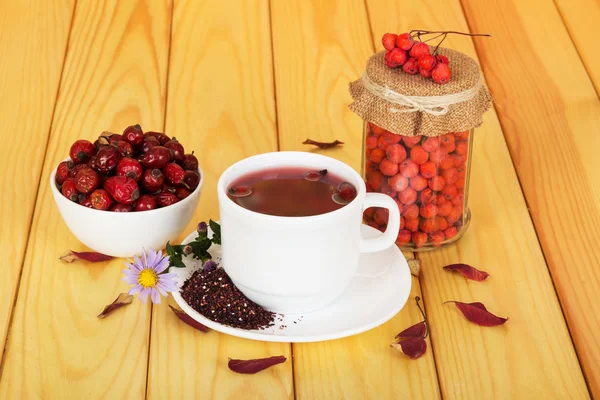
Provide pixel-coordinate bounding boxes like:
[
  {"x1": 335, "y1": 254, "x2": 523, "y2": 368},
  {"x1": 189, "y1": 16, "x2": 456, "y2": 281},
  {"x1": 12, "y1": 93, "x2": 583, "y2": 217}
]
[{"x1": 348, "y1": 47, "x2": 492, "y2": 137}]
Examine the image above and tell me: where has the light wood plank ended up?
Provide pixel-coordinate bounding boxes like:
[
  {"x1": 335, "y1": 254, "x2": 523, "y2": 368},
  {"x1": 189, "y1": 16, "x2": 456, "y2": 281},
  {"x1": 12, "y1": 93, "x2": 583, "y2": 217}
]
[
  {"x1": 0, "y1": 0, "x2": 74, "y2": 366},
  {"x1": 0, "y1": 0, "x2": 171, "y2": 398},
  {"x1": 554, "y1": 0, "x2": 600, "y2": 96},
  {"x1": 365, "y1": 0, "x2": 589, "y2": 398},
  {"x1": 146, "y1": 1, "x2": 292, "y2": 398},
  {"x1": 461, "y1": 0, "x2": 600, "y2": 396},
  {"x1": 270, "y1": 1, "x2": 440, "y2": 398}
]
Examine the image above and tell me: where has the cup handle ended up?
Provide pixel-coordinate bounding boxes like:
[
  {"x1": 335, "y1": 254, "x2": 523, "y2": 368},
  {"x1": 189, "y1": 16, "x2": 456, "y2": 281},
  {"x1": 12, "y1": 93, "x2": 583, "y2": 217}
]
[{"x1": 359, "y1": 193, "x2": 401, "y2": 253}]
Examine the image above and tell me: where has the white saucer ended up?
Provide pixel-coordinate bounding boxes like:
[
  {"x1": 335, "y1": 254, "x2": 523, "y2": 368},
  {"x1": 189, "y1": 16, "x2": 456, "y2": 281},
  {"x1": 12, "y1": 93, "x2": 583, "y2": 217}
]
[{"x1": 170, "y1": 225, "x2": 412, "y2": 343}]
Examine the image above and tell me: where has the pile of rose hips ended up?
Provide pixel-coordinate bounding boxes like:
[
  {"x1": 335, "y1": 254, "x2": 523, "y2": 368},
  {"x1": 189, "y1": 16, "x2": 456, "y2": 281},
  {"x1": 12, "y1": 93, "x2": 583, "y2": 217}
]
[
  {"x1": 381, "y1": 32, "x2": 451, "y2": 84},
  {"x1": 363, "y1": 122, "x2": 470, "y2": 248},
  {"x1": 55, "y1": 124, "x2": 200, "y2": 212}
]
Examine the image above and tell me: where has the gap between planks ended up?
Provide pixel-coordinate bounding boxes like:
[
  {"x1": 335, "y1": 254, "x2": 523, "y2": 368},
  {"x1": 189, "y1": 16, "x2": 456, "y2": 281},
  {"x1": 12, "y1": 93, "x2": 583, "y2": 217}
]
[
  {"x1": 0, "y1": 0, "x2": 79, "y2": 382},
  {"x1": 455, "y1": 0, "x2": 592, "y2": 393}
]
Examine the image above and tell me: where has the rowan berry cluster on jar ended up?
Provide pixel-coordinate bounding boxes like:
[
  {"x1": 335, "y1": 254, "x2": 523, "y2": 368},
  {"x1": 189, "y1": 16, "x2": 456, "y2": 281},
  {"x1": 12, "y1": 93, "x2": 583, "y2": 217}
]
[
  {"x1": 55, "y1": 124, "x2": 200, "y2": 212},
  {"x1": 382, "y1": 32, "x2": 451, "y2": 84},
  {"x1": 363, "y1": 122, "x2": 470, "y2": 248}
]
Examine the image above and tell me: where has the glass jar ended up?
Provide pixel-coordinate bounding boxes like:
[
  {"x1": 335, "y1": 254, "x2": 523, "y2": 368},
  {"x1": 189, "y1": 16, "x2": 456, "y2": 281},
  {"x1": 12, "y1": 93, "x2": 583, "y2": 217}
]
[{"x1": 361, "y1": 121, "x2": 473, "y2": 251}]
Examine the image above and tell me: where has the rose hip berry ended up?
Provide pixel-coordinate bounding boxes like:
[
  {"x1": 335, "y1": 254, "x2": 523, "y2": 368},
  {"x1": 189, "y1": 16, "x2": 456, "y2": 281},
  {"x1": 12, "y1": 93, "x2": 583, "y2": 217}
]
[
  {"x1": 421, "y1": 137, "x2": 439, "y2": 153},
  {"x1": 396, "y1": 33, "x2": 414, "y2": 51},
  {"x1": 95, "y1": 145, "x2": 121, "y2": 174},
  {"x1": 146, "y1": 131, "x2": 171, "y2": 145},
  {"x1": 409, "y1": 42, "x2": 430, "y2": 58},
  {"x1": 430, "y1": 231, "x2": 445, "y2": 247},
  {"x1": 134, "y1": 194, "x2": 157, "y2": 211},
  {"x1": 398, "y1": 187, "x2": 417, "y2": 205},
  {"x1": 338, "y1": 182, "x2": 357, "y2": 202},
  {"x1": 164, "y1": 163, "x2": 185, "y2": 185},
  {"x1": 175, "y1": 186, "x2": 191, "y2": 199},
  {"x1": 142, "y1": 136, "x2": 160, "y2": 153},
  {"x1": 123, "y1": 124, "x2": 144, "y2": 147},
  {"x1": 141, "y1": 168, "x2": 164, "y2": 193},
  {"x1": 116, "y1": 140, "x2": 134, "y2": 157},
  {"x1": 379, "y1": 159, "x2": 399, "y2": 176},
  {"x1": 110, "y1": 203, "x2": 133, "y2": 212},
  {"x1": 69, "y1": 140, "x2": 97, "y2": 164},
  {"x1": 432, "y1": 63, "x2": 451, "y2": 84},
  {"x1": 90, "y1": 189, "x2": 113, "y2": 210},
  {"x1": 116, "y1": 157, "x2": 143, "y2": 181},
  {"x1": 108, "y1": 134, "x2": 122, "y2": 145},
  {"x1": 388, "y1": 174, "x2": 409, "y2": 192},
  {"x1": 418, "y1": 54, "x2": 436, "y2": 71},
  {"x1": 428, "y1": 176, "x2": 446, "y2": 191},
  {"x1": 410, "y1": 146, "x2": 429, "y2": 164},
  {"x1": 442, "y1": 168, "x2": 459, "y2": 185},
  {"x1": 61, "y1": 178, "x2": 79, "y2": 202},
  {"x1": 183, "y1": 170, "x2": 201, "y2": 191},
  {"x1": 386, "y1": 144, "x2": 407, "y2": 163},
  {"x1": 409, "y1": 175, "x2": 428, "y2": 191},
  {"x1": 370, "y1": 148, "x2": 386, "y2": 163},
  {"x1": 444, "y1": 226, "x2": 457, "y2": 240},
  {"x1": 104, "y1": 176, "x2": 140, "y2": 205},
  {"x1": 405, "y1": 217, "x2": 419, "y2": 232},
  {"x1": 419, "y1": 67, "x2": 432, "y2": 78},
  {"x1": 74, "y1": 167, "x2": 99, "y2": 194},
  {"x1": 420, "y1": 203, "x2": 438, "y2": 219},
  {"x1": 437, "y1": 201, "x2": 453, "y2": 217},
  {"x1": 374, "y1": 208, "x2": 389, "y2": 226},
  {"x1": 156, "y1": 190, "x2": 179, "y2": 207},
  {"x1": 140, "y1": 146, "x2": 171, "y2": 169},
  {"x1": 164, "y1": 138, "x2": 185, "y2": 163},
  {"x1": 56, "y1": 160, "x2": 74, "y2": 185},
  {"x1": 182, "y1": 153, "x2": 199, "y2": 171},
  {"x1": 397, "y1": 229, "x2": 412, "y2": 244},
  {"x1": 412, "y1": 232, "x2": 428, "y2": 248},
  {"x1": 399, "y1": 159, "x2": 419, "y2": 178},
  {"x1": 402, "y1": 136, "x2": 421, "y2": 148},
  {"x1": 402, "y1": 57, "x2": 419, "y2": 75},
  {"x1": 79, "y1": 196, "x2": 93, "y2": 208},
  {"x1": 382, "y1": 33, "x2": 398, "y2": 51},
  {"x1": 389, "y1": 48, "x2": 408, "y2": 67},
  {"x1": 419, "y1": 161, "x2": 437, "y2": 179},
  {"x1": 402, "y1": 203, "x2": 419, "y2": 220}
]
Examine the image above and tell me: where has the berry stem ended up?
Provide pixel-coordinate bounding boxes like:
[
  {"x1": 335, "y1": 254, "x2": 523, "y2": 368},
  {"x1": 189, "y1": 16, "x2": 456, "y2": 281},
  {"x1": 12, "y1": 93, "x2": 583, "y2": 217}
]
[
  {"x1": 409, "y1": 29, "x2": 491, "y2": 38},
  {"x1": 415, "y1": 296, "x2": 429, "y2": 339}
]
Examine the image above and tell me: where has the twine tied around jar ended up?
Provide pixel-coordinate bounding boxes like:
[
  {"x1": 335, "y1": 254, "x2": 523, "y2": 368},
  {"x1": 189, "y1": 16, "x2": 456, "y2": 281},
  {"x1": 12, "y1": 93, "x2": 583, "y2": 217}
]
[{"x1": 360, "y1": 72, "x2": 483, "y2": 116}]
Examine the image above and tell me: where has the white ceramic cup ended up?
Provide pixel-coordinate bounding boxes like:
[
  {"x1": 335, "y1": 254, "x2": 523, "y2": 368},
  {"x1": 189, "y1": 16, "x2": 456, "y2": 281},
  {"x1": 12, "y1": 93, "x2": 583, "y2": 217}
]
[{"x1": 217, "y1": 151, "x2": 400, "y2": 314}]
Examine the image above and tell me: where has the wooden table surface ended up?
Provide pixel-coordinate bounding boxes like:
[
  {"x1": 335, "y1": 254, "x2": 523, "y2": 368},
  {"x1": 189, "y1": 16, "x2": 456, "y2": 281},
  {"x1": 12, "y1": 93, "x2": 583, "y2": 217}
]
[{"x1": 1, "y1": 0, "x2": 599, "y2": 398}]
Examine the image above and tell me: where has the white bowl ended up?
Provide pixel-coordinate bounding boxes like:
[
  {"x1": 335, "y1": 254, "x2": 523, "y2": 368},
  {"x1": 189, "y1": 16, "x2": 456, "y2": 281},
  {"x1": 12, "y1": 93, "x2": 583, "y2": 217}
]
[{"x1": 50, "y1": 159, "x2": 203, "y2": 257}]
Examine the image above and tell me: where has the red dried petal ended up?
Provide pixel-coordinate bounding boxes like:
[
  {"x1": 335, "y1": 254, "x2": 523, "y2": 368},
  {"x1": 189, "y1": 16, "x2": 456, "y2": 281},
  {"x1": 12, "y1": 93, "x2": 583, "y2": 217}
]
[
  {"x1": 97, "y1": 293, "x2": 133, "y2": 319},
  {"x1": 445, "y1": 301, "x2": 508, "y2": 326},
  {"x1": 396, "y1": 321, "x2": 427, "y2": 339},
  {"x1": 169, "y1": 305, "x2": 208, "y2": 333},
  {"x1": 391, "y1": 337, "x2": 427, "y2": 360},
  {"x1": 59, "y1": 250, "x2": 113, "y2": 263},
  {"x1": 228, "y1": 356, "x2": 287, "y2": 374},
  {"x1": 443, "y1": 263, "x2": 490, "y2": 281},
  {"x1": 302, "y1": 138, "x2": 344, "y2": 149}
]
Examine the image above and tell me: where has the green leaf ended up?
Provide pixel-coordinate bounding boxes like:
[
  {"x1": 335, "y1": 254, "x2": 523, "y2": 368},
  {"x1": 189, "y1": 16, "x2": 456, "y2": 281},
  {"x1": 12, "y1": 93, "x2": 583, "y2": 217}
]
[
  {"x1": 209, "y1": 219, "x2": 221, "y2": 245},
  {"x1": 166, "y1": 241, "x2": 176, "y2": 257},
  {"x1": 169, "y1": 254, "x2": 186, "y2": 269}
]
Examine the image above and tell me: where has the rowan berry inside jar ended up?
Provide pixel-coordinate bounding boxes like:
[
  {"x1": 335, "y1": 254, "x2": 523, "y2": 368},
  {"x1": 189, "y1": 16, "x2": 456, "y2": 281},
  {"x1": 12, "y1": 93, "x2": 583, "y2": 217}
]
[{"x1": 349, "y1": 45, "x2": 491, "y2": 251}]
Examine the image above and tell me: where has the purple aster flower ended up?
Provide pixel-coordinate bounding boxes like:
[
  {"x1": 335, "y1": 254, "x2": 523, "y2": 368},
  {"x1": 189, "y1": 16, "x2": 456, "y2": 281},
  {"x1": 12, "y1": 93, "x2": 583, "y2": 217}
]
[
  {"x1": 122, "y1": 248, "x2": 178, "y2": 304},
  {"x1": 197, "y1": 221, "x2": 207, "y2": 233}
]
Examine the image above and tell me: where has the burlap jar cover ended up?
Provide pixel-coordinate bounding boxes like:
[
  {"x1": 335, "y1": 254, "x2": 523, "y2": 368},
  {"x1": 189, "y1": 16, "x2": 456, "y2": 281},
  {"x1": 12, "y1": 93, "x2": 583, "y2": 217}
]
[{"x1": 349, "y1": 47, "x2": 492, "y2": 137}]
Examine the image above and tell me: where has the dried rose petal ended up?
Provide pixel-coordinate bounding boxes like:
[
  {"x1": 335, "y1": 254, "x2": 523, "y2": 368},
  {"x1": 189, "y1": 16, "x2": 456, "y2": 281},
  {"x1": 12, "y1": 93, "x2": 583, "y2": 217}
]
[
  {"x1": 59, "y1": 250, "x2": 113, "y2": 263},
  {"x1": 445, "y1": 301, "x2": 508, "y2": 326},
  {"x1": 302, "y1": 138, "x2": 344, "y2": 149},
  {"x1": 169, "y1": 305, "x2": 208, "y2": 332},
  {"x1": 228, "y1": 356, "x2": 287, "y2": 374},
  {"x1": 391, "y1": 337, "x2": 427, "y2": 360},
  {"x1": 443, "y1": 263, "x2": 490, "y2": 281},
  {"x1": 396, "y1": 321, "x2": 427, "y2": 339},
  {"x1": 97, "y1": 293, "x2": 133, "y2": 319},
  {"x1": 407, "y1": 259, "x2": 421, "y2": 277}
]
